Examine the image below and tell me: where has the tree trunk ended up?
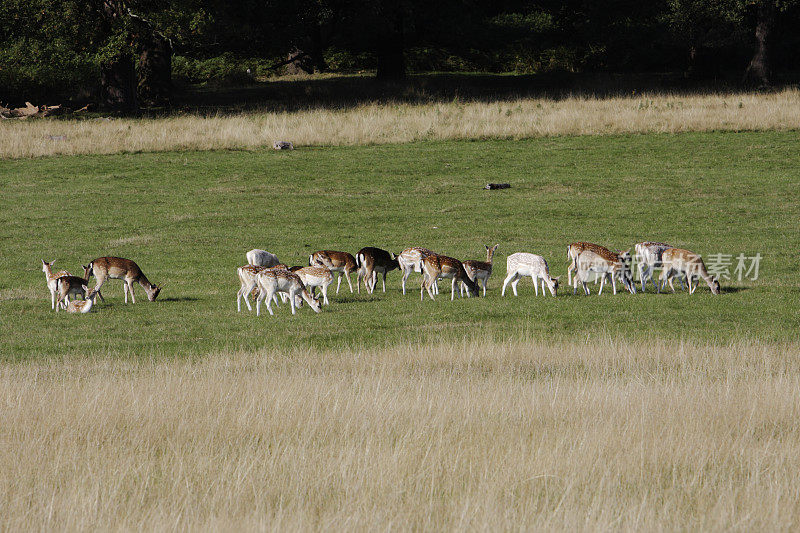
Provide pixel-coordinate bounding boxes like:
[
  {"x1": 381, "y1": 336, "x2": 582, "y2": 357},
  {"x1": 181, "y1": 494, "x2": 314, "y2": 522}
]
[
  {"x1": 376, "y1": 10, "x2": 405, "y2": 80},
  {"x1": 310, "y1": 24, "x2": 328, "y2": 73},
  {"x1": 138, "y1": 33, "x2": 172, "y2": 107},
  {"x1": 743, "y1": 1, "x2": 776, "y2": 87},
  {"x1": 100, "y1": 53, "x2": 138, "y2": 112}
]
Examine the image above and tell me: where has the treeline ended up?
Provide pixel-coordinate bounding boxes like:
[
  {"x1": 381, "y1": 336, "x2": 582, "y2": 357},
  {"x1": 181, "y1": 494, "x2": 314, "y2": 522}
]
[{"x1": 1, "y1": 0, "x2": 798, "y2": 110}]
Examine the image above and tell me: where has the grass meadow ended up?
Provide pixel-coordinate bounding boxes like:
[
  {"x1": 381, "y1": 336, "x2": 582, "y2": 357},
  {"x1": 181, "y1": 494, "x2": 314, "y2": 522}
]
[{"x1": 2, "y1": 128, "x2": 800, "y2": 528}]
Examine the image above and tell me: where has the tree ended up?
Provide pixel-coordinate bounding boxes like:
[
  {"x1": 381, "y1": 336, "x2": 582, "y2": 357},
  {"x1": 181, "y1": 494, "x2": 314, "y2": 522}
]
[{"x1": 742, "y1": 0, "x2": 776, "y2": 85}]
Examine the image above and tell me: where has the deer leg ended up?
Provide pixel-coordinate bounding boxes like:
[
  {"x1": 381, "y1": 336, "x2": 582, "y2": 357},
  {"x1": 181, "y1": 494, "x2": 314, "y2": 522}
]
[
  {"x1": 532, "y1": 275, "x2": 539, "y2": 296},
  {"x1": 482, "y1": 277, "x2": 487, "y2": 296},
  {"x1": 344, "y1": 270, "x2": 353, "y2": 293},
  {"x1": 381, "y1": 271, "x2": 387, "y2": 292},
  {"x1": 321, "y1": 283, "x2": 329, "y2": 305},
  {"x1": 611, "y1": 275, "x2": 617, "y2": 295},
  {"x1": 598, "y1": 274, "x2": 606, "y2": 296},
  {"x1": 402, "y1": 268, "x2": 409, "y2": 295},
  {"x1": 501, "y1": 273, "x2": 515, "y2": 296}
]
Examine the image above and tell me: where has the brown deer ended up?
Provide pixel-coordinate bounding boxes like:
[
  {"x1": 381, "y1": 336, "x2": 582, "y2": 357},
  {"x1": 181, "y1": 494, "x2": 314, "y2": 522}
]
[
  {"x1": 356, "y1": 247, "x2": 400, "y2": 294},
  {"x1": 572, "y1": 249, "x2": 635, "y2": 295},
  {"x1": 463, "y1": 244, "x2": 499, "y2": 296},
  {"x1": 85, "y1": 257, "x2": 162, "y2": 303},
  {"x1": 420, "y1": 254, "x2": 480, "y2": 301},
  {"x1": 658, "y1": 248, "x2": 720, "y2": 295},
  {"x1": 54, "y1": 264, "x2": 105, "y2": 311},
  {"x1": 309, "y1": 250, "x2": 357, "y2": 294},
  {"x1": 41, "y1": 259, "x2": 72, "y2": 310},
  {"x1": 567, "y1": 242, "x2": 618, "y2": 286}
]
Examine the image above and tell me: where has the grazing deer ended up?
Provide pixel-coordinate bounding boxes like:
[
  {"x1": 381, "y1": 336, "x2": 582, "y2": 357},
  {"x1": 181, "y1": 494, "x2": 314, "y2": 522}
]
[
  {"x1": 635, "y1": 241, "x2": 686, "y2": 292},
  {"x1": 41, "y1": 259, "x2": 72, "y2": 309},
  {"x1": 237, "y1": 264, "x2": 299, "y2": 311},
  {"x1": 295, "y1": 266, "x2": 334, "y2": 305},
  {"x1": 356, "y1": 247, "x2": 400, "y2": 294},
  {"x1": 658, "y1": 248, "x2": 720, "y2": 295},
  {"x1": 420, "y1": 254, "x2": 479, "y2": 301},
  {"x1": 463, "y1": 244, "x2": 499, "y2": 296},
  {"x1": 246, "y1": 249, "x2": 280, "y2": 267},
  {"x1": 255, "y1": 269, "x2": 322, "y2": 316},
  {"x1": 66, "y1": 291, "x2": 99, "y2": 314},
  {"x1": 85, "y1": 257, "x2": 162, "y2": 303},
  {"x1": 309, "y1": 250, "x2": 357, "y2": 294},
  {"x1": 573, "y1": 249, "x2": 636, "y2": 295},
  {"x1": 397, "y1": 247, "x2": 436, "y2": 295},
  {"x1": 567, "y1": 242, "x2": 620, "y2": 286},
  {"x1": 501, "y1": 253, "x2": 560, "y2": 297}
]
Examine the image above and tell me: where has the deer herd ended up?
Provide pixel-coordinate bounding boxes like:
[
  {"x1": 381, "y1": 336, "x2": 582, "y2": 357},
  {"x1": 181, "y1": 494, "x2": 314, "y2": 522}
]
[{"x1": 41, "y1": 241, "x2": 721, "y2": 316}]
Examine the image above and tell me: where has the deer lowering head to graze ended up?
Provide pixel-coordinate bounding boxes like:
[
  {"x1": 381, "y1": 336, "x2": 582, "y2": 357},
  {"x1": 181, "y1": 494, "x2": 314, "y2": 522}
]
[
  {"x1": 420, "y1": 254, "x2": 479, "y2": 301},
  {"x1": 634, "y1": 241, "x2": 681, "y2": 292},
  {"x1": 86, "y1": 257, "x2": 162, "y2": 303},
  {"x1": 237, "y1": 264, "x2": 300, "y2": 312},
  {"x1": 295, "y1": 266, "x2": 334, "y2": 305},
  {"x1": 246, "y1": 249, "x2": 280, "y2": 268},
  {"x1": 658, "y1": 248, "x2": 720, "y2": 295},
  {"x1": 502, "y1": 252, "x2": 560, "y2": 297},
  {"x1": 255, "y1": 269, "x2": 322, "y2": 316},
  {"x1": 309, "y1": 250, "x2": 357, "y2": 294},
  {"x1": 355, "y1": 247, "x2": 400, "y2": 294},
  {"x1": 463, "y1": 244, "x2": 499, "y2": 296},
  {"x1": 573, "y1": 249, "x2": 635, "y2": 295},
  {"x1": 567, "y1": 242, "x2": 620, "y2": 286},
  {"x1": 41, "y1": 259, "x2": 71, "y2": 310},
  {"x1": 397, "y1": 247, "x2": 436, "y2": 295}
]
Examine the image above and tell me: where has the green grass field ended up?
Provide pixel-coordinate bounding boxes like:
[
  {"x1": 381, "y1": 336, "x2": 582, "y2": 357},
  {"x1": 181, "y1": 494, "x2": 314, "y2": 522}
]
[{"x1": 2, "y1": 131, "x2": 798, "y2": 359}]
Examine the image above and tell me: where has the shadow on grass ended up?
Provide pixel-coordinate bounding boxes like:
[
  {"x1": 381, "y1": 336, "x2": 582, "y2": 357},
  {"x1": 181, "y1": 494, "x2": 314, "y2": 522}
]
[
  {"x1": 159, "y1": 297, "x2": 200, "y2": 302},
  {"x1": 156, "y1": 71, "x2": 800, "y2": 117}
]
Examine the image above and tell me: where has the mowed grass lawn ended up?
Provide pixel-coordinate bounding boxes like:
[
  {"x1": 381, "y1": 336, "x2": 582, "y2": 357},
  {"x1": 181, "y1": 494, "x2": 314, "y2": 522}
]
[{"x1": 1, "y1": 131, "x2": 798, "y2": 358}]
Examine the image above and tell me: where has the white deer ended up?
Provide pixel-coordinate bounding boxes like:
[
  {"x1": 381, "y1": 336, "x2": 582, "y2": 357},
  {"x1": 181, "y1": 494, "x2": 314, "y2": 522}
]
[
  {"x1": 246, "y1": 249, "x2": 280, "y2": 267},
  {"x1": 501, "y1": 253, "x2": 560, "y2": 297}
]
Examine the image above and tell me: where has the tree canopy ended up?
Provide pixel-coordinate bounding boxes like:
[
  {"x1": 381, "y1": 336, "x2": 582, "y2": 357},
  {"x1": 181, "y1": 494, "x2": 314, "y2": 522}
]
[{"x1": 1, "y1": 0, "x2": 798, "y2": 109}]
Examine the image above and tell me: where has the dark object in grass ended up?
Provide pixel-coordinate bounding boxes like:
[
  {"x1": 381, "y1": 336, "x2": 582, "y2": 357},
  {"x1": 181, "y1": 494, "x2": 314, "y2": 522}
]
[
  {"x1": 485, "y1": 183, "x2": 510, "y2": 190},
  {"x1": 273, "y1": 141, "x2": 294, "y2": 150}
]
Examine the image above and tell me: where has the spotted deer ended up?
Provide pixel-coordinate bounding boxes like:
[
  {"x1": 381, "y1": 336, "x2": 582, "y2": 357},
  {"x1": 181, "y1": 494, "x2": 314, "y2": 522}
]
[
  {"x1": 255, "y1": 269, "x2": 322, "y2": 316},
  {"x1": 463, "y1": 244, "x2": 499, "y2": 296},
  {"x1": 85, "y1": 257, "x2": 162, "y2": 303},
  {"x1": 573, "y1": 249, "x2": 635, "y2": 295},
  {"x1": 397, "y1": 247, "x2": 436, "y2": 295},
  {"x1": 501, "y1": 252, "x2": 560, "y2": 297},
  {"x1": 567, "y1": 242, "x2": 619, "y2": 286},
  {"x1": 658, "y1": 248, "x2": 720, "y2": 295},
  {"x1": 356, "y1": 247, "x2": 400, "y2": 294},
  {"x1": 41, "y1": 259, "x2": 72, "y2": 309},
  {"x1": 54, "y1": 264, "x2": 101, "y2": 312},
  {"x1": 309, "y1": 250, "x2": 357, "y2": 294},
  {"x1": 237, "y1": 264, "x2": 298, "y2": 311},
  {"x1": 420, "y1": 254, "x2": 479, "y2": 301},
  {"x1": 295, "y1": 266, "x2": 334, "y2": 305},
  {"x1": 634, "y1": 241, "x2": 686, "y2": 292},
  {"x1": 66, "y1": 291, "x2": 99, "y2": 313}
]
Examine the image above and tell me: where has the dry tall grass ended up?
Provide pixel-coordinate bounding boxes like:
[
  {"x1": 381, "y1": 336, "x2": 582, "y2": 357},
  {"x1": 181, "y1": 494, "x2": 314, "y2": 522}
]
[
  {"x1": 2, "y1": 338, "x2": 799, "y2": 530},
  {"x1": 2, "y1": 89, "x2": 800, "y2": 158}
]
